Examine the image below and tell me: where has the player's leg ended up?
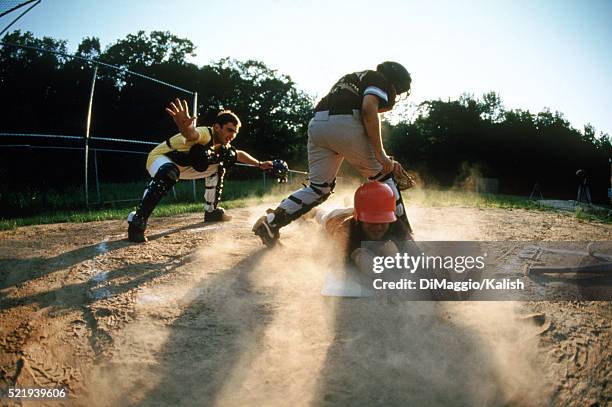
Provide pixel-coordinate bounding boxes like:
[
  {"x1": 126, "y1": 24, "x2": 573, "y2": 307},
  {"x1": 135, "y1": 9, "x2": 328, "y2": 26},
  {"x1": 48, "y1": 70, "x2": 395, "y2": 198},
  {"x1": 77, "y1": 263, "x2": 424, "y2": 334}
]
[
  {"x1": 203, "y1": 167, "x2": 231, "y2": 222},
  {"x1": 170, "y1": 163, "x2": 230, "y2": 221},
  {"x1": 253, "y1": 116, "x2": 342, "y2": 247},
  {"x1": 127, "y1": 159, "x2": 180, "y2": 242}
]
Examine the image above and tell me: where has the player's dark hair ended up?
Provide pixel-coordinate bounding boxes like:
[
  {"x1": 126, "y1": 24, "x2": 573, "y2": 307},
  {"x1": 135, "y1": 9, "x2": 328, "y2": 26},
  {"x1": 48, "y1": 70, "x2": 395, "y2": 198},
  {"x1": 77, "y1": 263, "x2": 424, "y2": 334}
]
[{"x1": 215, "y1": 110, "x2": 241, "y2": 128}]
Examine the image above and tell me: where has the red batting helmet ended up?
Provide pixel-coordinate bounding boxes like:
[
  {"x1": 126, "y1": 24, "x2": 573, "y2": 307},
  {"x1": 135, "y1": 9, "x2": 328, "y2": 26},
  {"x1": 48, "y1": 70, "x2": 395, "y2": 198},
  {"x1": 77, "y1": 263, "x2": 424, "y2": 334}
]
[{"x1": 353, "y1": 181, "x2": 397, "y2": 223}]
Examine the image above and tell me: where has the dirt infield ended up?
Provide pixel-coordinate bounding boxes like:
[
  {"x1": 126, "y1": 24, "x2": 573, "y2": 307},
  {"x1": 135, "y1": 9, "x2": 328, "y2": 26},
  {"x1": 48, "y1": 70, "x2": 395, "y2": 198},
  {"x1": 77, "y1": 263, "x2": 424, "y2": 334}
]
[{"x1": 1, "y1": 202, "x2": 610, "y2": 406}]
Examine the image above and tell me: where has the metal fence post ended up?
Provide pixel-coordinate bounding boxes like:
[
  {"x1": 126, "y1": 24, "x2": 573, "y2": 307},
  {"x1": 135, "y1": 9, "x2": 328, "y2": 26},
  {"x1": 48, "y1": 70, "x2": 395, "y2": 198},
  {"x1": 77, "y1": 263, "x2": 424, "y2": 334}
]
[
  {"x1": 192, "y1": 92, "x2": 198, "y2": 117},
  {"x1": 84, "y1": 64, "x2": 98, "y2": 207},
  {"x1": 94, "y1": 149, "x2": 100, "y2": 203},
  {"x1": 191, "y1": 93, "x2": 198, "y2": 202}
]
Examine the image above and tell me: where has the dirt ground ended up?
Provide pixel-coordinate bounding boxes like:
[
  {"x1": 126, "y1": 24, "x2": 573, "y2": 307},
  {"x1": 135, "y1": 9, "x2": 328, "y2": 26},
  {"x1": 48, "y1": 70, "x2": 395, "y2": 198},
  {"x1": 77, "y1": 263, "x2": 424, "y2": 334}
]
[{"x1": 0, "y1": 200, "x2": 610, "y2": 406}]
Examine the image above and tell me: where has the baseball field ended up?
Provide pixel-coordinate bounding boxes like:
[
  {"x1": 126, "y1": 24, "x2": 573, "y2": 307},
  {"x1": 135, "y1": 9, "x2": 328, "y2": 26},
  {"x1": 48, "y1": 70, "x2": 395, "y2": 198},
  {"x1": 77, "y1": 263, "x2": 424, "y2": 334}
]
[
  {"x1": 2, "y1": 2, "x2": 611, "y2": 405},
  {"x1": 1, "y1": 187, "x2": 610, "y2": 406}
]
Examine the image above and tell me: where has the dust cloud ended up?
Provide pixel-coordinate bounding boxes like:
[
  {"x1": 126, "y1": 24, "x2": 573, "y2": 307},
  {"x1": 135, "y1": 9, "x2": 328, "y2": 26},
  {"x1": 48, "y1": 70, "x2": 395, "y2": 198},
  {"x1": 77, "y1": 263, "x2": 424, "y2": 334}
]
[
  {"x1": 82, "y1": 186, "x2": 551, "y2": 406},
  {"x1": 190, "y1": 201, "x2": 548, "y2": 405}
]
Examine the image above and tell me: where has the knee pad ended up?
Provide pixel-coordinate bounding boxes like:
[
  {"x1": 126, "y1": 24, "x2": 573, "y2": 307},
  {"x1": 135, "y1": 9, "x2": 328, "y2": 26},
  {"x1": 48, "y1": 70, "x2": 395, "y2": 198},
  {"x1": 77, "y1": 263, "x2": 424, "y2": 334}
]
[
  {"x1": 283, "y1": 178, "x2": 337, "y2": 221},
  {"x1": 135, "y1": 163, "x2": 180, "y2": 221},
  {"x1": 149, "y1": 163, "x2": 180, "y2": 197},
  {"x1": 309, "y1": 178, "x2": 336, "y2": 199},
  {"x1": 156, "y1": 162, "x2": 180, "y2": 184}
]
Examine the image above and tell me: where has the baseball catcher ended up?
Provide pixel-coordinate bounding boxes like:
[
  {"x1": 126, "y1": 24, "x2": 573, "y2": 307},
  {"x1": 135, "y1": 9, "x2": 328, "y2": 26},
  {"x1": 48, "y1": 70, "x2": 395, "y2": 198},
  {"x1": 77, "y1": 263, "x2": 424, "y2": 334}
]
[{"x1": 127, "y1": 99, "x2": 272, "y2": 243}]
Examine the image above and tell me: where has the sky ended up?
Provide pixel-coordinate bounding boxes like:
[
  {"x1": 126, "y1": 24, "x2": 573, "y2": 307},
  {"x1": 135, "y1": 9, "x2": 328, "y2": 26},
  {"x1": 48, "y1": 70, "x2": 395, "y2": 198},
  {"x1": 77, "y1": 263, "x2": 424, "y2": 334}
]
[{"x1": 3, "y1": 0, "x2": 612, "y2": 136}]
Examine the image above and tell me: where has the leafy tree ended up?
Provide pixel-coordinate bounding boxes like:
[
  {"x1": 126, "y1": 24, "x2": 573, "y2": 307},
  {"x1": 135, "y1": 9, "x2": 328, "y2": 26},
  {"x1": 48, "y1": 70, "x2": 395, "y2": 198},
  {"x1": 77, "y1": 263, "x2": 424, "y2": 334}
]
[
  {"x1": 197, "y1": 58, "x2": 313, "y2": 163},
  {"x1": 2, "y1": 29, "x2": 610, "y2": 210},
  {"x1": 387, "y1": 93, "x2": 611, "y2": 201},
  {"x1": 75, "y1": 36, "x2": 101, "y2": 59},
  {"x1": 0, "y1": 30, "x2": 314, "y2": 202},
  {"x1": 101, "y1": 30, "x2": 195, "y2": 70},
  {"x1": 480, "y1": 91, "x2": 504, "y2": 123}
]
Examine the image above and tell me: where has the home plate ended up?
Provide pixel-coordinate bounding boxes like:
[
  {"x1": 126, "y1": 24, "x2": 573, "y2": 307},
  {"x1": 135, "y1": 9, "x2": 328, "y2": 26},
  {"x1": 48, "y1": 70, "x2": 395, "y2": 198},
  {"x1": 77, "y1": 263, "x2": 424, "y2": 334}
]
[
  {"x1": 188, "y1": 225, "x2": 223, "y2": 233},
  {"x1": 321, "y1": 270, "x2": 373, "y2": 298}
]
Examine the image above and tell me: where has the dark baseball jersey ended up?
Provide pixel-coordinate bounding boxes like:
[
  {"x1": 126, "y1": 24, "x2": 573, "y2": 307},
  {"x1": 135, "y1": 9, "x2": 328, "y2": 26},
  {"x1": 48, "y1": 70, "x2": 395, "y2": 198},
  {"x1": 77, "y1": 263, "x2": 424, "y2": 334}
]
[{"x1": 315, "y1": 70, "x2": 397, "y2": 113}]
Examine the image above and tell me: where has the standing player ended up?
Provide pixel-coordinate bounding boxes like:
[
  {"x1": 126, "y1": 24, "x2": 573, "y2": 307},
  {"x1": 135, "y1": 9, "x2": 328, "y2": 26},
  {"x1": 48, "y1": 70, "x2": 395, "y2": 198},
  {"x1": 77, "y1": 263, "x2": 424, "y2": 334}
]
[
  {"x1": 127, "y1": 99, "x2": 272, "y2": 243},
  {"x1": 253, "y1": 61, "x2": 413, "y2": 247}
]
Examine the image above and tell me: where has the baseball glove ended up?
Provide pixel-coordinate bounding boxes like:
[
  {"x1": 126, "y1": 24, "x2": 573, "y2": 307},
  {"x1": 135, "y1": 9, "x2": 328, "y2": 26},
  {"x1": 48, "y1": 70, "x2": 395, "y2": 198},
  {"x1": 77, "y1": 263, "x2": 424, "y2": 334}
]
[{"x1": 393, "y1": 162, "x2": 416, "y2": 191}]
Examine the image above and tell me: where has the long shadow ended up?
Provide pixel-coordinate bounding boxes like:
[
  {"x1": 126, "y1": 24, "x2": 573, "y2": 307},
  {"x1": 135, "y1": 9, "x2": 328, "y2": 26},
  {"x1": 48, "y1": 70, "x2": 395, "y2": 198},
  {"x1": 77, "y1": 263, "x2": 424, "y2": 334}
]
[
  {"x1": 0, "y1": 239, "x2": 129, "y2": 290},
  {"x1": 0, "y1": 255, "x2": 190, "y2": 358},
  {"x1": 312, "y1": 298, "x2": 511, "y2": 406},
  {"x1": 0, "y1": 221, "x2": 209, "y2": 290},
  {"x1": 135, "y1": 248, "x2": 273, "y2": 406},
  {"x1": 145, "y1": 221, "x2": 212, "y2": 241}
]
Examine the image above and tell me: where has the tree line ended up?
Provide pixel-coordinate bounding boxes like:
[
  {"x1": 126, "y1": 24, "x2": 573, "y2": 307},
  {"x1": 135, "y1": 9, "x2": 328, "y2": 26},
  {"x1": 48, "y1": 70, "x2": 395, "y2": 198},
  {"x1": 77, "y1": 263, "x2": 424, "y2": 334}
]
[
  {"x1": 387, "y1": 93, "x2": 611, "y2": 201},
  {"x1": 1, "y1": 30, "x2": 610, "y2": 206},
  {"x1": 0, "y1": 30, "x2": 313, "y2": 191}
]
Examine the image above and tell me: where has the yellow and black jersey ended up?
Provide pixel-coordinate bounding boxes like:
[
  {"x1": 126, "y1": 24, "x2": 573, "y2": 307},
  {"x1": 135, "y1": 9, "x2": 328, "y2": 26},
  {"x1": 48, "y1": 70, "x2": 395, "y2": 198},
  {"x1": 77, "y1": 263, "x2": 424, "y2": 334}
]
[{"x1": 146, "y1": 127, "x2": 213, "y2": 168}]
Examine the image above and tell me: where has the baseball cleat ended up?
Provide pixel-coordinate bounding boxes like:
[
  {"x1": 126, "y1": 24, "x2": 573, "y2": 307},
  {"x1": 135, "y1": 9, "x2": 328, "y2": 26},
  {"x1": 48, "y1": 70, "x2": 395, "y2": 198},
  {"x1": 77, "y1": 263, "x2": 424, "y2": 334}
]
[
  {"x1": 127, "y1": 211, "x2": 148, "y2": 243},
  {"x1": 252, "y1": 214, "x2": 279, "y2": 247},
  {"x1": 204, "y1": 207, "x2": 232, "y2": 222}
]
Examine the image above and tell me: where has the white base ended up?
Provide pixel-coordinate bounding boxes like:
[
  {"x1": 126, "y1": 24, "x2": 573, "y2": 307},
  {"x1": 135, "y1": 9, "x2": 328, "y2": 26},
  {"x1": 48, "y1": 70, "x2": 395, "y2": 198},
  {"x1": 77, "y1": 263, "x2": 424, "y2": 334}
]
[{"x1": 321, "y1": 270, "x2": 373, "y2": 298}]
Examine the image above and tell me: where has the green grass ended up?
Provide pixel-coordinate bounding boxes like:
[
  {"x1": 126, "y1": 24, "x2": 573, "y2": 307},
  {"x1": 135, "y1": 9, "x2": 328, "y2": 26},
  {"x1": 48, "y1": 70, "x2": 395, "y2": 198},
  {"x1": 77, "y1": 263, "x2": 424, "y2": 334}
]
[
  {"x1": 0, "y1": 179, "x2": 272, "y2": 215},
  {"x1": 2, "y1": 186, "x2": 611, "y2": 231},
  {"x1": 0, "y1": 180, "x2": 299, "y2": 230},
  {"x1": 574, "y1": 204, "x2": 612, "y2": 223}
]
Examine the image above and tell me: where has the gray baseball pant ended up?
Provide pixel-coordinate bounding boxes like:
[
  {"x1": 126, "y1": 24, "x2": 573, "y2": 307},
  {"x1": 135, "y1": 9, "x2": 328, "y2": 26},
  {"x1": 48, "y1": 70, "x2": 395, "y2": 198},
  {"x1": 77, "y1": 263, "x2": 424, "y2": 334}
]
[{"x1": 278, "y1": 110, "x2": 406, "y2": 221}]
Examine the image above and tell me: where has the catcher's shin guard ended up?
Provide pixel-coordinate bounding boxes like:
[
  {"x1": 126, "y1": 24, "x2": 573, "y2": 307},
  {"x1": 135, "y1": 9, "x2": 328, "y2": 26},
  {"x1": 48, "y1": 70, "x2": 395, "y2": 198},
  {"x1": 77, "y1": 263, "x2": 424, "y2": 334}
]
[
  {"x1": 204, "y1": 167, "x2": 225, "y2": 214},
  {"x1": 128, "y1": 163, "x2": 180, "y2": 242},
  {"x1": 253, "y1": 180, "x2": 336, "y2": 247},
  {"x1": 281, "y1": 179, "x2": 336, "y2": 219}
]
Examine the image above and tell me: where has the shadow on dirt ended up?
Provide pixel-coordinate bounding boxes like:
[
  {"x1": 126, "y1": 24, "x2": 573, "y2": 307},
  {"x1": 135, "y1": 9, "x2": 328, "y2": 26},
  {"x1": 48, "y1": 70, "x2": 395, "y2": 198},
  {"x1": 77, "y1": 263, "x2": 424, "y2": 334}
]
[
  {"x1": 128, "y1": 240, "x2": 514, "y2": 406},
  {"x1": 0, "y1": 259, "x2": 188, "y2": 355},
  {"x1": 311, "y1": 298, "x2": 510, "y2": 406},
  {"x1": 131, "y1": 247, "x2": 273, "y2": 405},
  {"x1": 0, "y1": 222, "x2": 209, "y2": 290}
]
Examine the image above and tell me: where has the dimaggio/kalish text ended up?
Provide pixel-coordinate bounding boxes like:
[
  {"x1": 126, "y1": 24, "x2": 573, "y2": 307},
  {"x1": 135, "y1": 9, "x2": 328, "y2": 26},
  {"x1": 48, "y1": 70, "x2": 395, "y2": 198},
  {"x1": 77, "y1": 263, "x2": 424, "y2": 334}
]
[{"x1": 372, "y1": 278, "x2": 525, "y2": 291}]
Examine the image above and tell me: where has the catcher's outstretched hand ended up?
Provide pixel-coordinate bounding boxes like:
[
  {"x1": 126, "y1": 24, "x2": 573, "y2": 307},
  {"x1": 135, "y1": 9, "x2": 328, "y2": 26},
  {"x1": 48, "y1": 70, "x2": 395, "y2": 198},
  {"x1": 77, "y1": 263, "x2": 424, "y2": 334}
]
[
  {"x1": 165, "y1": 98, "x2": 196, "y2": 133},
  {"x1": 393, "y1": 162, "x2": 416, "y2": 190}
]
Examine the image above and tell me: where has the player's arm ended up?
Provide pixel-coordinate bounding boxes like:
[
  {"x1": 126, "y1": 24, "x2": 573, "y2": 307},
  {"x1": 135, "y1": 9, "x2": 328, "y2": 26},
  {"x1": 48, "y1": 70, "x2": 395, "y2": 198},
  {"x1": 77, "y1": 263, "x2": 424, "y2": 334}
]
[
  {"x1": 350, "y1": 247, "x2": 377, "y2": 276},
  {"x1": 361, "y1": 95, "x2": 394, "y2": 174},
  {"x1": 236, "y1": 150, "x2": 272, "y2": 170},
  {"x1": 165, "y1": 98, "x2": 200, "y2": 142}
]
